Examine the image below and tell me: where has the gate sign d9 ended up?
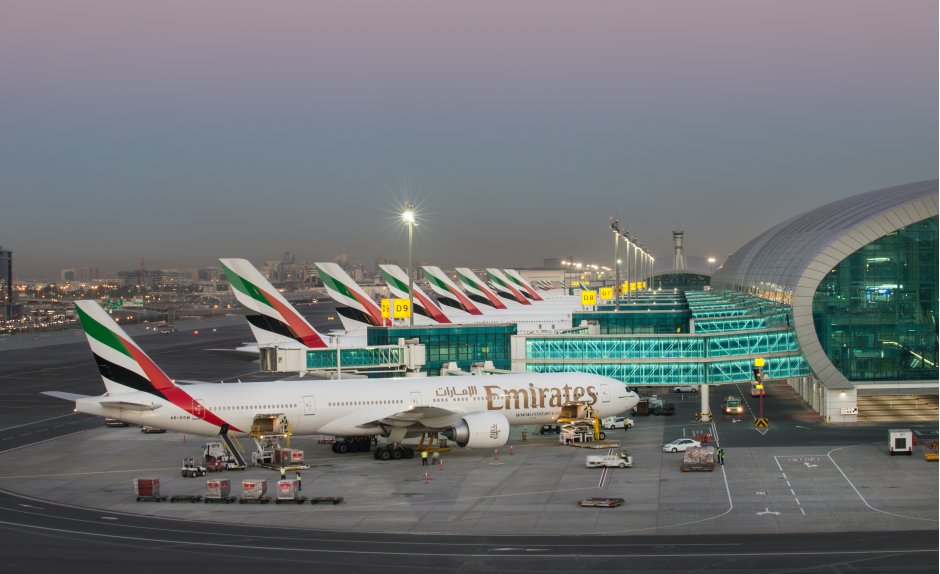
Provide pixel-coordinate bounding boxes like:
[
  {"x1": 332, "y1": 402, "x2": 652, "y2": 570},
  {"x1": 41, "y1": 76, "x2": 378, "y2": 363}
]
[
  {"x1": 393, "y1": 298, "x2": 411, "y2": 319},
  {"x1": 381, "y1": 299, "x2": 391, "y2": 318},
  {"x1": 581, "y1": 290, "x2": 597, "y2": 306},
  {"x1": 599, "y1": 287, "x2": 613, "y2": 300}
]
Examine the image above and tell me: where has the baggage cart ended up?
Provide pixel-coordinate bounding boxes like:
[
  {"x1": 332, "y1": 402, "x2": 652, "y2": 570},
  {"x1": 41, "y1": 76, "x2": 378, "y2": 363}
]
[
  {"x1": 309, "y1": 496, "x2": 344, "y2": 505},
  {"x1": 578, "y1": 497, "x2": 624, "y2": 508},
  {"x1": 275, "y1": 479, "x2": 308, "y2": 504},
  {"x1": 239, "y1": 479, "x2": 271, "y2": 504}
]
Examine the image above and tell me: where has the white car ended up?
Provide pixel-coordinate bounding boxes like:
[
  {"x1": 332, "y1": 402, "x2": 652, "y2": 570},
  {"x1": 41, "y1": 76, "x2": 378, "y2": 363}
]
[
  {"x1": 662, "y1": 438, "x2": 701, "y2": 453},
  {"x1": 601, "y1": 416, "x2": 634, "y2": 430},
  {"x1": 672, "y1": 385, "x2": 697, "y2": 393}
]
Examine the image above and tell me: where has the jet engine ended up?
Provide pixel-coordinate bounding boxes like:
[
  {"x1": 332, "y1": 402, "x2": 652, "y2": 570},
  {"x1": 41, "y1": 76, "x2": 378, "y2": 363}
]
[{"x1": 442, "y1": 412, "x2": 510, "y2": 448}]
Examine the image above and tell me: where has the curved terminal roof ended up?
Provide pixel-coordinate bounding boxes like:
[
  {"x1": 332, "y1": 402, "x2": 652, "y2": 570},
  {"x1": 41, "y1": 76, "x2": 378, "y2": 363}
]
[{"x1": 711, "y1": 180, "x2": 938, "y2": 389}]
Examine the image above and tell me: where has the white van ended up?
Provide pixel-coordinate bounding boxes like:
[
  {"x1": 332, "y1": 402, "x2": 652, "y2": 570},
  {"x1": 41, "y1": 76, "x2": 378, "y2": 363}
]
[
  {"x1": 601, "y1": 416, "x2": 634, "y2": 430},
  {"x1": 889, "y1": 429, "x2": 913, "y2": 455}
]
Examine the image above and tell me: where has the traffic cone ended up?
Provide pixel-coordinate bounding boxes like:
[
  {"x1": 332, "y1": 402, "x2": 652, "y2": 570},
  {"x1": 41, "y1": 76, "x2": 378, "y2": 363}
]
[
  {"x1": 424, "y1": 471, "x2": 430, "y2": 483},
  {"x1": 509, "y1": 445, "x2": 514, "y2": 456},
  {"x1": 493, "y1": 448, "x2": 498, "y2": 461},
  {"x1": 439, "y1": 457, "x2": 444, "y2": 470}
]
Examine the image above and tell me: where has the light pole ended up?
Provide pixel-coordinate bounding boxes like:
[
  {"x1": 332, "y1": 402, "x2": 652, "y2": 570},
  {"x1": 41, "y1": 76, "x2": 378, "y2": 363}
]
[
  {"x1": 611, "y1": 220, "x2": 621, "y2": 311},
  {"x1": 402, "y1": 202, "x2": 416, "y2": 327}
]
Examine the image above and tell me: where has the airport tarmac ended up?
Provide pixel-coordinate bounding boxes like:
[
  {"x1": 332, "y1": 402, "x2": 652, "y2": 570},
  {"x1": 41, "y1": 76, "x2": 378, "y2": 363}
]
[{"x1": 1, "y1": 414, "x2": 936, "y2": 537}]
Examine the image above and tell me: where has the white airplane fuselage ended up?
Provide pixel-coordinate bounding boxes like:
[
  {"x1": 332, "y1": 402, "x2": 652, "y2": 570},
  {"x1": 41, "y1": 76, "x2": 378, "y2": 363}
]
[{"x1": 77, "y1": 372, "x2": 637, "y2": 439}]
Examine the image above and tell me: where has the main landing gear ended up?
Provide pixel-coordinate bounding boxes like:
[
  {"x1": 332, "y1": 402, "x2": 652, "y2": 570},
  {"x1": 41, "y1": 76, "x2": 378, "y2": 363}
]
[
  {"x1": 330, "y1": 436, "x2": 375, "y2": 454},
  {"x1": 373, "y1": 445, "x2": 415, "y2": 460}
]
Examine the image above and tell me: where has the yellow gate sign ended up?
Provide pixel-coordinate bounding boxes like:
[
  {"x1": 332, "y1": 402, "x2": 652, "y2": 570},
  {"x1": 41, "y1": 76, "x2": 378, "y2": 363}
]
[
  {"x1": 599, "y1": 287, "x2": 613, "y2": 300},
  {"x1": 381, "y1": 299, "x2": 391, "y2": 319},
  {"x1": 754, "y1": 418, "x2": 769, "y2": 428},
  {"x1": 581, "y1": 290, "x2": 597, "y2": 306},
  {"x1": 393, "y1": 298, "x2": 411, "y2": 319}
]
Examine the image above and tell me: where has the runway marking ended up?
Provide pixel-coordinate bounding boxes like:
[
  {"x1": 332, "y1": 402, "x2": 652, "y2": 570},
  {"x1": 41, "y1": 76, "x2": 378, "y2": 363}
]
[
  {"x1": 0, "y1": 413, "x2": 76, "y2": 432},
  {"x1": 1, "y1": 517, "x2": 932, "y2": 559},
  {"x1": 827, "y1": 444, "x2": 938, "y2": 524},
  {"x1": 0, "y1": 467, "x2": 177, "y2": 480}
]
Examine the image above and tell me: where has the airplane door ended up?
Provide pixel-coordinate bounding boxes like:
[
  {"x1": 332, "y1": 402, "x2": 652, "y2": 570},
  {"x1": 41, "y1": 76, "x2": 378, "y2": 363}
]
[
  {"x1": 410, "y1": 392, "x2": 422, "y2": 407},
  {"x1": 303, "y1": 395, "x2": 316, "y2": 416},
  {"x1": 192, "y1": 399, "x2": 206, "y2": 419},
  {"x1": 600, "y1": 385, "x2": 610, "y2": 403}
]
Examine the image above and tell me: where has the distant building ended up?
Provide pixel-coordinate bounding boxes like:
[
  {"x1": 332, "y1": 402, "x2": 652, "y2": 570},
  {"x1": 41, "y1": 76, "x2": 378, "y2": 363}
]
[
  {"x1": 117, "y1": 269, "x2": 194, "y2": 288},
  {"x1": 61, "y1": 269, "x2": 76, "y2": 282},
  {"x1": 62, "y1": 267, "x2": 100, "y2": 282},
  {"x1": 198, "y1": 267, "x2": 222, "y2": 282},
  {"x1": 543, "y1": 258, "x2": 561, "y2": 270},
  {"x1": 0, "y1": 246, "x2": 12, "y2": 319}
]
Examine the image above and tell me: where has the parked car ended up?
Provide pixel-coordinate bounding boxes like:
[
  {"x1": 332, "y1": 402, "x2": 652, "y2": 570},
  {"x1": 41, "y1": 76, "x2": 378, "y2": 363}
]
[
  {"x1": 662, "y1": 438, "x2": 701, "y2": 453},
  {"x1": 141, "y1": 426, "x2": 166, "y2": 434},
  {"x1": 673, "y1": 385, "x2": 697, "y2": 393},
  {"x1": 104, "y1": 418, "x2": 128, "y2": 427},
  {"x1": 601, "y1": 416, "x2": 634, "y2": 430}
]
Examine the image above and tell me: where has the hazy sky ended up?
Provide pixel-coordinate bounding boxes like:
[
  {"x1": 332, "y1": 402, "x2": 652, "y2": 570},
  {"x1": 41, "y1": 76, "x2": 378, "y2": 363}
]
[{"x1": 2, "y1": 1, "x2": 936, "y2": 279}]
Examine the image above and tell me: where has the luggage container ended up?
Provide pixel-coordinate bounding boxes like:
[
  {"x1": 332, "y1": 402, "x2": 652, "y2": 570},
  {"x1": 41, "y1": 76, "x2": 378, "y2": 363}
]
[
  {"x1": 239, "y1": 479, "x2": 271, "y2": 504},
  {"x1": 134, "y1": 478, "x2": 167, "y2": 502},
  {"x1": 274, "y1": 448, "x2": 305, "y2": 466},
  {"x1": 889, "y1": 429, "x2": 913, "y2": 456},
  {"x1": 204, "y1": 478, "x2": 236, "y2": 503},
  {"x1": 275, "y1": 479, "x2": 307, "y2": 504}
]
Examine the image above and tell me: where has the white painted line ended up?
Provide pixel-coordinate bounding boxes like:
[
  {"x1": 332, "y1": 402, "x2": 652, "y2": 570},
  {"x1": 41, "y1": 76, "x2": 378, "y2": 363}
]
[
  {"x1": 800, "y1": 508, "x2": 806, "y2": 516},
  {"x1": 0, "y1": 413, "x2": 76, "y2": 432},
  {"x1": 827, "y1": 444, "x2": 938, "y2": 524}
]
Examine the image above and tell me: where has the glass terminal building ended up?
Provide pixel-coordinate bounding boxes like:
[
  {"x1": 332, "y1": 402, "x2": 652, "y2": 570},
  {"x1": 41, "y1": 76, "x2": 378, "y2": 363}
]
[{"x1": 710, "y1": 180, "x2": 937, "y2": 420}]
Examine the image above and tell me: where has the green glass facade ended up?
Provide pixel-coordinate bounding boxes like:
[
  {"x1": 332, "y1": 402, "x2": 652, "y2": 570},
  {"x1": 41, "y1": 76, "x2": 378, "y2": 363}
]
[
  {"x1": 367, "y1": 324, "x2": 516, "y2": 374},
  {"x1": 572, "y1": 310, "x2": 692, "y2": 334},
  {"x1": 813, "y1": 217, "x2": 938, "y2": 381},
  {"x1": 306, "y1": 346, "x2": 404, "y2": 370}
]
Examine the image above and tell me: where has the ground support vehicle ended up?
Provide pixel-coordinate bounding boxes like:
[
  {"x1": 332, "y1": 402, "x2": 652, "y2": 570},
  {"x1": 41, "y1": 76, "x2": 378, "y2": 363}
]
[
  {"x1": 722, "y1": 396, "x2": 744, "y2": 416},
  {"x1": 601, "y1": 416, "x2": 634, "y2": 430},
  {"x1": 134, "y1": 478, "x2": 167, "y2": 502},
  {"x1": 275, "y1": 479, "x2": 308, "y2": 504},
  {"x1": 538, "y1": 424, "x2": 561, "y2": 435},
  {"x1": 141, "y1": 426, "x2": 166, "y2": 433},
  {"x1": 204, "y1": 478, "x2": 237, "y2": 503},
  {"x1": 889, "y1": 429, "x2": 913, "y2": 456},
  {"x1": 578, "y1": 497, "x2": 624, "y2": 508},
  {"x1": 652, "y1": 403, "x2": 675, "y2": 416},
  {"x1": 169, "y1": 495, "x2": 203, "y2": 503},
  {"x1": 239, "y1": 479, "x2": 271, "y2": 504},
  {"x1": 680, "y1": 446, "x2": 715, "y2": 471},
  {"x1": 633, "y1": 400, "x2": 650, "y2": 416},
  {"x1": 585, "y1": 452, "x2": 633, "y2": 468},
  {"x1": 309, "y1": 496, "x2": 344, "y2": 505},
  {"x1": 181, "y1": 457, "x2": 207, "y2": 478}
]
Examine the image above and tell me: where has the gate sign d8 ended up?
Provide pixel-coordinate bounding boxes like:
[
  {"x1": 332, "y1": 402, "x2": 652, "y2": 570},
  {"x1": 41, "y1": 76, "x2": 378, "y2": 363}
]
[
  {"x1": 599, "y1": 287, "x2": 613, "y2": 300},
  {"x1": 393, "y1": 299, "x2": 411, "y2": 319},
  {"x1": 381, "y1": 299, "x2": 391, "y2": 318},
  {"x1": 581, "y1": 291, "x2": 597, "y2": 306}
]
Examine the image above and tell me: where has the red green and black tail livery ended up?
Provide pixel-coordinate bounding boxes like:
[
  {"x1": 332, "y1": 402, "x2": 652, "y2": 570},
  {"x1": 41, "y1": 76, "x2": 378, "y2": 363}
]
[
  {"x1": 486, "y1": 268, "x2": 531, "y2": 305},
  {"x1": 220, "y1": 258, "x2": 327, "y2": 348},
  {"x1": 454, "y1": 267, "x2": 507, "y2": 309},
  {"x1": 74, "y1": 300, "x2": 241, "y2": 431},
  {"x1": 422, "y1": 265, "x2": 483, "y2": 315},
  {"x1": 315, "y1": 262, "x2": 389, "y2": 330},
  {"x1": 378, "y1": 264, "x2": 451, "y2": 323},
  {"x1": 503, "y1": 268, "x2": 544, "y2": 301}
]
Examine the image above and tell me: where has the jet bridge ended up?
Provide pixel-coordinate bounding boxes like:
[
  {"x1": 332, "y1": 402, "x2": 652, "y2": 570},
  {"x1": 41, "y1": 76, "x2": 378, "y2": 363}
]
[{"x1": 259, "y1": 338, "x2": 426, "y2": 376}]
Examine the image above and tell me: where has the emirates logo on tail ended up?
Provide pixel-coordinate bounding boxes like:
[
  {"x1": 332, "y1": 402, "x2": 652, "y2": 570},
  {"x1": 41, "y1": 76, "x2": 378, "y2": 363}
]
[{"x1": 489, "y1": 424, "x2": 501, "y2": 440}]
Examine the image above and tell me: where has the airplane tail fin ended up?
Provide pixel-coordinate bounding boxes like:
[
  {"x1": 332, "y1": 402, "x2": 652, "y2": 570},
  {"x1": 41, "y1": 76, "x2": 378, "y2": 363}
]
[
  {"x1": 503, "y1": 268, "x2": 544, "y2": 301},
  {"x1": 455, "y1": 268, "x2": 507, "y2": 309},
  {"x1": 315, "y1": 262, "x2": 388, "y2": 329},
  {"x1": 422, "y1": 265, "x2": 483, "y2": 315},
  {"x1": 220, "y1": 258, "x2": 328, "y2": 348},
  {"x1": 486, "y1": 268, "x2": 531, "y2": 305},
  {"x1": 378, "y1": 264, "x2": 451, "y2": 323},
  {"x1": 74, "y1": 300, "x2": 178, "y2": 396}
]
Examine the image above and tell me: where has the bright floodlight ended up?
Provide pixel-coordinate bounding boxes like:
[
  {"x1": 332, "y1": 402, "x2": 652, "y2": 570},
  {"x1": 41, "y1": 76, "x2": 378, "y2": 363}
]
[{"x1": 402, "y1": 209, "x2": 415, "y2": 224}]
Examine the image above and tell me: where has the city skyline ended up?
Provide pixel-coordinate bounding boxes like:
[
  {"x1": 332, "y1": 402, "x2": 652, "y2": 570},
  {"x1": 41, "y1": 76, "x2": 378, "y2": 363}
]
[{"x1": 3, "y1": 1, "x2": 936, "y2": 279}]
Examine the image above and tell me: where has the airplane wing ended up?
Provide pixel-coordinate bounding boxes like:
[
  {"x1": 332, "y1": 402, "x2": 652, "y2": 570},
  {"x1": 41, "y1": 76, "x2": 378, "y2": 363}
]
[{"x1": 317, "y1": 405, "x2": 463, "y2": 435}]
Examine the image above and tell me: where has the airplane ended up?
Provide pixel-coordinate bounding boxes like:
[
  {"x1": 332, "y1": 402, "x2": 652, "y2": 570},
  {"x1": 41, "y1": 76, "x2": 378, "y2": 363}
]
[
  {"x1": 454, "y1": 267, "x2": 507, "y2": 309},
  {"x1": 422, "y1": 265, "x2": 484, "y2": 316},
  {"x1": 43, "y1": 301, "x2": 639, "y2": 460},
  {"x1": 503, "y1": 269, "x2": 544, "y2": 302},
  {"x1": 378, "y1": 264, "x2": 451, "y2": 323},
  {"x1": 315, "y1": 262, "x2": 390, "y2": 331},
  {"x1": 213, "y1": 258, "x2": 330, "y2": 359},
  {"x1": 486, "y1": 268, "x2": 531, "y2": 305}
]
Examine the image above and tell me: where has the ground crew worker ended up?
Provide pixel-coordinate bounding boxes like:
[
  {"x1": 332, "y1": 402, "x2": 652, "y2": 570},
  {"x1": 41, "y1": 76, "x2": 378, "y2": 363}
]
[
  {"x1": 421, "y1": 450, "x2": 429, "y2": 466},
  {"x1": 717, "y1": 448, "x2": 725, "y2": 465},
  {"x1": 280, "y1": 467, "x2": 286, "y2": 479},
  {"x1": 295, "y1": 471, "x2": 302, "y2": 491}
]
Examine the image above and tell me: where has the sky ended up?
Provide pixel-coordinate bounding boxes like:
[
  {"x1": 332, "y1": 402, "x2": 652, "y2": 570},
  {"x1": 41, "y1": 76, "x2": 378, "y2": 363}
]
[{"x1": 2, "y1": 0, "x2": 937, "y2": 279}]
